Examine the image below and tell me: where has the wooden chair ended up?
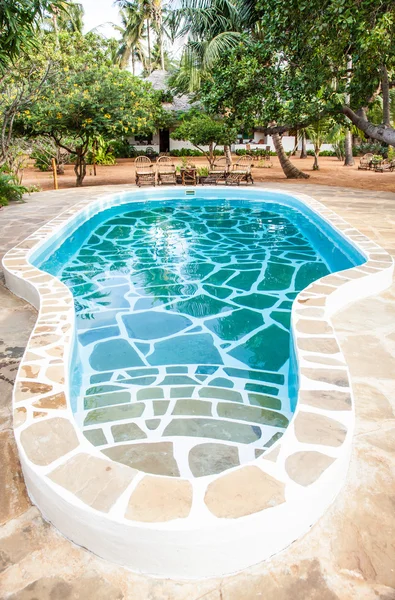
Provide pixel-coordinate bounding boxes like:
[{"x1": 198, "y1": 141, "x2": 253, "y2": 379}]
[
  {"x1": 358, "y1": 153, "x2": 374, "y2": 170},
  {"x1": 226, "y1": 155, "x2": 254, "y2": 185},
  {"x1": 135, "y1": 156, "x2": 155, "y2": 187},
  {"x1": 208, "y1": 156, "x2": 228, "y2": 183},
  {"x1": 374, "y1": 159, "x2": 395, "y2": 172},
  {"x1": 157, "y1": 156, "x2": 177, "y2": 185}
]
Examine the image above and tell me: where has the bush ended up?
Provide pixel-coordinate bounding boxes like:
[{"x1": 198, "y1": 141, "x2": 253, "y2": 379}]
[
  {"x1": 170, "y1": 149, "x2": 204, "y2": 157},
  {"x1": 235, "y1": 148, "x2": 276, "y2": 157},
  {"x1": 111, "y1": 139, "x2": 135, "y2": 158},
  {"x1": 31, "y1": 147, "x2": 52, "y2": 171},
  {"x1": 197, "y1": 166, "x2": 209, "y2": 176},
  {"x1": 306, "y1": 149, "x2": 336, "y2": 157},
  {"x1": 0, "y1": 169, "x2": 28, "y2": 206},
  {"x1": 354, "y1": 142, "x2": 387, "y2": 157}
]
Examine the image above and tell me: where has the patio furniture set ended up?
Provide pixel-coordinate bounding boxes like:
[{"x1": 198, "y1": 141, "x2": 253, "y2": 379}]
[
  {"x1": 358, "y1": 153, "x2": 395, "y2": 172},
  {"x1": 135, "y1": 155, "x2": 254, "y2": 187}
]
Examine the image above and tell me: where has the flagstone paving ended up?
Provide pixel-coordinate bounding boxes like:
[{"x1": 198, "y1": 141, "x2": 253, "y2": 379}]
[{"x1": 0, "y1": 183, "x2": 395, "y2": 599}]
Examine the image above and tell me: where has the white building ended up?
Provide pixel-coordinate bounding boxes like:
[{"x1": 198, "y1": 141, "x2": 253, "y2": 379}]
[{"x1": 129, "y1": 71, "x2": 333, "y2": 155}]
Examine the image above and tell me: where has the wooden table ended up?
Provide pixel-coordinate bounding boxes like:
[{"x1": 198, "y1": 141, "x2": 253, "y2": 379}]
[{"x1": 181, "y1": 168, "x2": 197, "y2": 185}]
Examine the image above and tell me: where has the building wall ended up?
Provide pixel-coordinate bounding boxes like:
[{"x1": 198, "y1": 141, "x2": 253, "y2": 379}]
[{"x1": 129, "y1": 130, "x2": 334, "y2": 154}]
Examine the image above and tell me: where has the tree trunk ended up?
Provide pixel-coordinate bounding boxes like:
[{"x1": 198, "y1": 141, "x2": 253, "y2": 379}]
[
  {"x1": 342, "y1": 106, "x2": 395, "y2": 146},
  {"x1": 120, "y1": 44, "x2": 132, "y2": 70},
  {"x1": 224, "y1": 144, "x2": 232, "y2": 170},
  {"x1": 313, "y1": 149, "x2": 319, "y2": 170},
  {"x1": 272, "y1": 133, "x2": 309, "y2": 178},
  {"x1": 300, "y1": 131, "x2": 307, "y2": 158},
  {"x1": 381, "y1": 65, "x2": 391, "y2": 127},
  {"x1": 74, "y1": 151, "x2": 86, "y2": 187},
  {"x1": 157, "y1": 8, "x2": 165, "y2": 70},
  {"x1": 132, "y1": 51, "x2": 135, "y2": 76},
  {"x1": 146, "y1": 19, "x2": 151, "y2": 74},
  {"x1": 343, "y1": 130, "x2": 354, "y2": 166},
  {"x1": 208, "y1": 142, "x2": 215, "y2": 168}
]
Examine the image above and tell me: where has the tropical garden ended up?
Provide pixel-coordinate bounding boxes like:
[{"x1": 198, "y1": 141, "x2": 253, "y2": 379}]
[{"x1": 0, "y1": 0, "x2": 394, "y2": 204}]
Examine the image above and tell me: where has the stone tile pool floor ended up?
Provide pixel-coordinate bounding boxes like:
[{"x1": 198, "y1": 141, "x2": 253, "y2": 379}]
[{"x1": 1, "y1": 183, "x2": 395, "y2": 599}]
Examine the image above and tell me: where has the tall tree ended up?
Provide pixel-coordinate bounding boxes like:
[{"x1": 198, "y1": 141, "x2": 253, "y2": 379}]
[
  {"x1": 169, "y1": 0, "x2": 309, "y2": 177},
  {"x1": 114, "y1": 3, "x2": 147, "y2": 73}
]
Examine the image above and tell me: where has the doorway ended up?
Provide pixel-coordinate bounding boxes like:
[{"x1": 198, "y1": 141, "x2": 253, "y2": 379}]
[{"x1": 159, "y1": 129, "x2": 170, "y2": 153}]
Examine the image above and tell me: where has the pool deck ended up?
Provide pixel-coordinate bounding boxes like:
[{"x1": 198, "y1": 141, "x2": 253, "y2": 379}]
[{"x1": 0, "y1": 183, "x2": 394, "y2": 599}]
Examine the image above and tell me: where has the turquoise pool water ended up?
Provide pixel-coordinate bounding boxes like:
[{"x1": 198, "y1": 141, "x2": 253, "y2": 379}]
[{"x1": 35, "y1": 194, "x2": 364, "y2": 477}]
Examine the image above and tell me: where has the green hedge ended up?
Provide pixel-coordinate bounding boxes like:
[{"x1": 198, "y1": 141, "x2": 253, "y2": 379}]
[
  {"x1": 235, "y1": 148, "x2": 277, "y2": 157},
  {"x1": 306, "y1": 149, "x2": 337, "y2": 157},
  {"x1": 169, "y1": 149, "x2": 224, "y2": 157}
]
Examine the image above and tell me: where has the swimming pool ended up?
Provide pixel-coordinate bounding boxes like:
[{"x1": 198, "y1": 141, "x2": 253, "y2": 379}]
[
  {"x1": 34, "y1": 196, "x2": 363, "y2": 478},
  {"x1": 4, "y1": 186, "x2": 392, "y2": 578}
]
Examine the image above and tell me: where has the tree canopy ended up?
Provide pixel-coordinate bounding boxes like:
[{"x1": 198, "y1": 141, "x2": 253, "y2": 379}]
[
  {"x1": 171, "y1": 112, "x2": 237, "y2": 165},
  {"x1": 18, "y1": 32, "x2": 165, "y2": 185},
  {"x1": 0, "y1": 0, "x2": 65, "y2": 71}
]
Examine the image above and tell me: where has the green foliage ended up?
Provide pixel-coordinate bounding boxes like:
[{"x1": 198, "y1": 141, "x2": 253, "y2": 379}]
[
  {"x1": 169, "y1": 148, "x2": 225, "y2": 156},
  {"x1": 171, "y1": 112, "x2": 237, "y2": 165},
  {"x1": 17, "y1": 32, "x2": 165, "y2": 184},
  {"x1": 24, "y1": 66, "x2": 160, "y2": 144},
  {"x1": 88, "y1": 137, "x2": 117, "y2": 165},
  {"x1": 172, "y1": 113, "x2": 235, "y2": 147},
  {"x1": 170, "y1": 148, "x2": 203, "y2": 156},
  {"x1": 32, "y1": 148, "x2": 52, "y2": 171},
  {"x1": 306, "y1": 149, "x2": 336, "y2": 157},
  {"x1": 235, "y1": 148, "x2": 275, "y2": 157},
  {"x1": 0, "y1": 0, "x2": 65, "y2": 71},
  {"x1": 0, "y1": 169, "x2": 28, "y2": 206},
  {"x1": 353, "y1": 142, "x2": 387, "y2": 157},
  {"x1": 197, "y1": 166, "x2": 209, "y2": 176},
  {"x1": 111, "y1": 138, "x2": 135, "y2": 158}
]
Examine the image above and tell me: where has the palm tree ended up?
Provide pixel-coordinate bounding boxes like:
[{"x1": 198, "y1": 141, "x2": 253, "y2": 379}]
[
  {"x1": 151, "y1": 0, "x2": 165, "y2": 70},
  {"x1": 46, "y1": 1, "x2": 84, "y2": 35},
  {"x1": 114, "y1": 3, "x2": 147, "y2": 73},
  {"x1": 305, "y1": 119, "x2": 335, "y2": 170}
]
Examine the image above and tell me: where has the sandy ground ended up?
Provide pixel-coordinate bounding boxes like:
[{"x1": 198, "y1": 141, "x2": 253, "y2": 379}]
[{"x1": 20, "y1": 156, "x2": 395, "y2": 193}]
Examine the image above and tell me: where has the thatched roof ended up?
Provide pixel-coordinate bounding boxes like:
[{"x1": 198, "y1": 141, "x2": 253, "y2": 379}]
[
  {"x1": 146, "y1": 69, "x2": 169, "y2": 91},
  {"x1": 145, "y1": 70, "x2": 193, "y2": 113}
]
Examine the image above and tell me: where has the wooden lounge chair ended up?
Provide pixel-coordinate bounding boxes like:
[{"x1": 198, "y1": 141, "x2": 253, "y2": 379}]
[
  {"x1": 226, "y1": 155, "x2": 254, "y2": 185},
  {"x1": 157, "y1": 156, "x2": 177, "y2": 185},
  {"x1": 135, "y1": 156, "x2": 155, "y2": 187},
  {"x1": 358, "y1": 153, "x2": 374, "y2": 170},
  {"x1": 208, "y1": 156, "x2": 228, "y2": 183},
  {"x1": 374, "y1": 158, "x2": 395, "y2": 172}
]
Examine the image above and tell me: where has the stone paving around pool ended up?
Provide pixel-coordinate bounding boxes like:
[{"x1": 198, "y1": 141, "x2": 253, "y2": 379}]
[{"x1": 1, "y1": 183, "x2": 395, "y2": 597}]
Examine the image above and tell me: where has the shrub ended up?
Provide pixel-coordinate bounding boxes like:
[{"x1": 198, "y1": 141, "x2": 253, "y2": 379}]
[
  {"x1": 32, "y1": 148, "x2": 52, "y2": 171},
  {"x1": 0, "y1": 169, "x2": 29, "y2": 206},
  {"x1": 354, "y1": 142, "x2": 387, "y2": 157},
  {"x1": 319, "y1": 150, "x2": 336, "y2": 156},
  {"x1": 112, "y1": 139, "x2": 135, "y2": 158},
  {"x1": 236, "y1": 148, "x2": 275, "y2": 157},
  {"x1": 170, "y1": 148, "x2": 205, "y2": 157},
  {"x1": 197, "y1": 166, "x2": 209, "y2": 176}
]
